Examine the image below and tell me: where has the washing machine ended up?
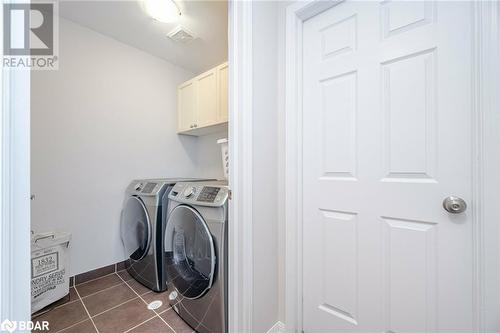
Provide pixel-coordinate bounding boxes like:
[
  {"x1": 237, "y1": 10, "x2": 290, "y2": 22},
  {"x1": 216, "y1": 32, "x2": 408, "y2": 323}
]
[
  {"x1": 164, "y1": 180, "x2": 229, "y2": 333},
  {"x1": 120, "y1": 178, "x2": 208, "y2": 292}
]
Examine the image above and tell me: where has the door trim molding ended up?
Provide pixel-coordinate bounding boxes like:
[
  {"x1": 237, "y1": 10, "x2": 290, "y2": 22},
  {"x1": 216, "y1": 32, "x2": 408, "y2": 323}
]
[
  {"x1": 283, "y1": 1, "x2": 500, "y2": 332},
  {"x1": 228, "y1": 1, "x2": 253, "y2": 332},
  {"x1": 472, "y1": 2, "x2": 500, "y2": 331},
  {"x1": 267, "y1": 321, "x2": 285, "y2": 333},
  {"x1": 0, "y1": 0, "x2": 32, "y2": 322}
]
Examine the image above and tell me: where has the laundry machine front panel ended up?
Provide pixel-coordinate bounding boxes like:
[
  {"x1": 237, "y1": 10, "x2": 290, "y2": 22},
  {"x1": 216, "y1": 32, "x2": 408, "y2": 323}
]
[
  {"x1": 121, "y1": 196, "x2": 152, "y2": 261},
  {"x1": 164, "y1": 204, "x2": 216, "y2": 300}
]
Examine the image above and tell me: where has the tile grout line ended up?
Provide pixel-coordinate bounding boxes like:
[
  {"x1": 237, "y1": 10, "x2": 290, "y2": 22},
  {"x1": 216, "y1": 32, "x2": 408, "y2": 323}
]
[
  {"x1": 74, "y1": 271, "x2": 118, "y2": 287},
  {"x1": 154, "y1": 308, "x2": 171, "y2": 316},
  {"x1": 52, "y1": 318, "x2": 90, "y2": 333},
  {"x1": 116, "y1": 273, "x2": 178, "y2": 333},
  {"x1": 45, "y1": 287, "x2": 85, "y2": 330},
  {"x1": 51, "y1": 298, "x2": 78, "y2": 310},
  {"x1": 78, "y1": 280, "x2": 128, "y2": 300},
  {"x1": 155, "y1": 306, "x2": 172, "y2": 316},
  {"x1": 73, "y1": 286, "x2": 100, "y2": 333},
  {"x1": 121, "y1": 315, "x2": 157, "y2": 333},
  {"x1": 38, "y1": 285, "x2": 81, "y2": 313},
  {"x1": 63, "y1": 278, "x2": 136, "y2": 319},
  {"x1": 116, "y1": 273, "x2": 149, "y2": 303},
  {"x1": 89, "y1": 297, "x2": 138, "y2": 318},
  {"x1": 156, "y1": 311, "x2": 178, "y2": 333}
]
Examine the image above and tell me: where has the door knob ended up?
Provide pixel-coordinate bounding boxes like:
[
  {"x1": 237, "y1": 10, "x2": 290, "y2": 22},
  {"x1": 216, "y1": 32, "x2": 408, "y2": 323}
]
[{"x1": 443, "y1": 196, "x2": 467, "y2": 214}]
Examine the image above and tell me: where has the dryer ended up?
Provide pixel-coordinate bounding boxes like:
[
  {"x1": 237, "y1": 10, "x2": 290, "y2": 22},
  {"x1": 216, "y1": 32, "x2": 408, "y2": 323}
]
[
  {"x1": 120, "y1": 178, "x2": 207, "y2": 292},
  {"x1": 165, "y1": 180, "x2": 229, "y2": 333}
]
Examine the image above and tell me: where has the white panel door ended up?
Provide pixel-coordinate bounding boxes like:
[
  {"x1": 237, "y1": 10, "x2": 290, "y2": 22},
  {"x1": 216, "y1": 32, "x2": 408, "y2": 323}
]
[{"x1": 302, "y1": 2, "x2": 472, "y2": 332}]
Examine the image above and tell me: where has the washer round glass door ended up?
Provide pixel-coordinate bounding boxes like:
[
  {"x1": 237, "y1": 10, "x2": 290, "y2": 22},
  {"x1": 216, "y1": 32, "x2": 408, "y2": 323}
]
[
  {"x1": 164, "y1": 205, "x2": 216, "y2": 299},
  {"x1": 120, "y1": 196, "x2": 152, "y2": 261}
]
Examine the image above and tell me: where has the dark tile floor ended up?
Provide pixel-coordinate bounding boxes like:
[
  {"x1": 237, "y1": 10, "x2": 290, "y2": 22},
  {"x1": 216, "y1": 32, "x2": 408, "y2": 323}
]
[{"x1": 33, "y1": 270, "x2": 194, "y2": 333}]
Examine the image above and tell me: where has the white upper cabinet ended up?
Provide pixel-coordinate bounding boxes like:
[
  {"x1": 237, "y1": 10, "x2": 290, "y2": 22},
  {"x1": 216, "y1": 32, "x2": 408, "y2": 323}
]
[
  {"x1": 196, "y1": 68, "x2": 218, "y2": 128},
  {"x1": 177, "y1": 62, "x2": 228, "y2": 135},
  {"x1": 177, "y1": 81, "x2": 197, "y2": 133},
  {"x1": 216, "y1": 62, "x2": 228, "y2": 123}
]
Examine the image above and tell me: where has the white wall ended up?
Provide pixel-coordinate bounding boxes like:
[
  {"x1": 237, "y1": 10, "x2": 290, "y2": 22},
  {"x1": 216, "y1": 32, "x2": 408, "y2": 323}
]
[
  {"x1": 31, "y1": 18, "x2": 225, "y2": 276},
  {"x1": 252, "y1": 2, "x2": 280, "y2": 332}
]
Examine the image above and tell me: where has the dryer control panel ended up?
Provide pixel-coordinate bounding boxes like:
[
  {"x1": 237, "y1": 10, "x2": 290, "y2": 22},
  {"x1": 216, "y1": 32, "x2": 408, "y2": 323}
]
[
  {"x1": 169, "y1": 182, "x2": 229, "y2": 207},
  {"x1": 126, "y1": 181, "x2": 161, "y2": 196}
]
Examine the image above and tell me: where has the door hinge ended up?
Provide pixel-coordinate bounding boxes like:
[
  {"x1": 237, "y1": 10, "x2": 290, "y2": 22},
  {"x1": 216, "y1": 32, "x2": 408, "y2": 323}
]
[{"x1": 228, "y1": 189, "x2": 232, "y2": 200}]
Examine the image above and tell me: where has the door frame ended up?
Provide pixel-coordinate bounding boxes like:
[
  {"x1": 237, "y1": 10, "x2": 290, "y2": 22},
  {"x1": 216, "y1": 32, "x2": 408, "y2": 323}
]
[
  {"x1": 228, "y1": 0, "x2": 254, "y2": 332},
  {"x1": 283, "y1": 1, "x2": 500, "y2": 332},
  {"x1": 0, "y1": 0, "x2": 32, "y2": 324}
]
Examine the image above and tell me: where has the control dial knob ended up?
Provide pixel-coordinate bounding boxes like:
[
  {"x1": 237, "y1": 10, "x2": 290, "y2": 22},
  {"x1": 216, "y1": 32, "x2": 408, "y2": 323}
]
[{"x1": 183, "y1": 186, "x2": 197, "y2": 198}]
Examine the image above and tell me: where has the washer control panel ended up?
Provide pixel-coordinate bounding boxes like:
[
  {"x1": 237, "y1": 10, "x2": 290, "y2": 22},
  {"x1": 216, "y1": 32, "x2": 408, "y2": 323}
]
[
  {"x1": 169, "y1": 182, "x2": 229, "y2": 207},
  {"x1": 197, "y1": 186, "x2": 220, "y2": 202}
]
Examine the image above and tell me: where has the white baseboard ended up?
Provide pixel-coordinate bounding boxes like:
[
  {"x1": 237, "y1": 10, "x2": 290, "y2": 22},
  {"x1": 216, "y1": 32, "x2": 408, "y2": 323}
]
[{"x1": 266, "y1": 321, "x2": 285, "y2": 333}]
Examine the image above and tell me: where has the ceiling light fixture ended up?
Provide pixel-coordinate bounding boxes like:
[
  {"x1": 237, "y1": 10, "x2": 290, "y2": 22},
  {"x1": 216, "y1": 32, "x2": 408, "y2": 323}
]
[{"x1": 142, "y1": 0, "x2": 181, "y2": 23}]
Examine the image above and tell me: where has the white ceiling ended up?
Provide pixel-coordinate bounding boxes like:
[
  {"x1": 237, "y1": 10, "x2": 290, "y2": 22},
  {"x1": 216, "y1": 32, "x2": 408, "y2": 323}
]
[{"x1": 59, "y1": 0, "x2": 228, "y2": 73}]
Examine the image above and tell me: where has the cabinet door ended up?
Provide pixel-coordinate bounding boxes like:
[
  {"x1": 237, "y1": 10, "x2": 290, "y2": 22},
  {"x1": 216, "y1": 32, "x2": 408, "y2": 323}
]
[
  {"x1": 195, "y1": 69, "x2": 218, "y2": 127},
  {"x1": 178, "y1": 81, "x2": 197, "y2": 132},
  {"x1": 217, "y1": 62, "x2": 228, "y2": 123}
]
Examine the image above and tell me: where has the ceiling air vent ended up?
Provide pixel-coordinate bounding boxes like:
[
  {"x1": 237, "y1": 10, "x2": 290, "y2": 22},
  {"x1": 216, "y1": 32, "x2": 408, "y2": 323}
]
[{"x1": 167, "y1": 26, "x2": 195, "y2": 44}]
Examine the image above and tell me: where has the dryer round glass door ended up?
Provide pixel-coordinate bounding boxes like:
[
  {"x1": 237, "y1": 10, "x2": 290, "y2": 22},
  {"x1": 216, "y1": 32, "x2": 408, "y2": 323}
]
[
  {"x1": 164, "y1": 205, "x2": 216, "y2": 299},
  {"x1": 120, "y1": 196, "x2": 152, "y2": 261}
]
